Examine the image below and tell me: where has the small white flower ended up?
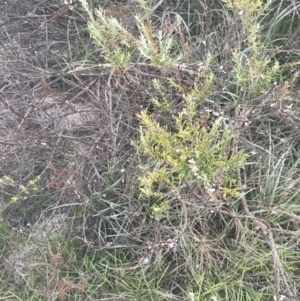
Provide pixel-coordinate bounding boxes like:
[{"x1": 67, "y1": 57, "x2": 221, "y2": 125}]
[
  {"x1": 191, "y1": 166, "x2": 199, "y2": 173},
  {"x1": 139, "y1": 257, "x2": 150, "y2": 264},
  {"x1": 273, "y1": 295, "x2": 286, "y2": 301},
  {"x1": 187, "y1": 159, "x2": 196, "y2": 165},
  {"x1": 188, "y1": 292, "x2": 195, "y2": 301},
  {"x1": 168, "y1": 241, "x2": 174, "y2": 248}
]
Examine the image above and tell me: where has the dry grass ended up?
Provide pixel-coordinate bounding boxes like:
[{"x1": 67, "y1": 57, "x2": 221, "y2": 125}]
[{"x1": 1, "y1": 0, "x2": 300, "y2": 300}]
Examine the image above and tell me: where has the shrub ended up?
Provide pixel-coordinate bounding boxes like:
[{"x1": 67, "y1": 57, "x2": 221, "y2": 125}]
[{"x1": 1, "y1": 0, "x2": 300, "y2": 300}]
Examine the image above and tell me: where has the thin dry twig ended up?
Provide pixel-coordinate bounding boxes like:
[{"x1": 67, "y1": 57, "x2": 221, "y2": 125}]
[
  {"x1": 143, "y1": 0, "x2": 165, "y2": 19},
  {"x1": 39, "y1": 4, "x2": 71, "y2": 30}
]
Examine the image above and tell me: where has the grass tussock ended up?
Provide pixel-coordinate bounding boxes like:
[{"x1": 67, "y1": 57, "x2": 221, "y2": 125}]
[{"x1": 1, "y1": 0, "x2": 300, "y2": 300}]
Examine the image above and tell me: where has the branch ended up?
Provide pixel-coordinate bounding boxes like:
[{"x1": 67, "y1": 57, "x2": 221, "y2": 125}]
[{"x1": 239, "y1": 183, "x2": 296, "y2": 300}]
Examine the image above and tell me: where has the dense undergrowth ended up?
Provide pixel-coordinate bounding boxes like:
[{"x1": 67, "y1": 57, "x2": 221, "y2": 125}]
[{"x1": 1, "y1": 0, "x2": 300, "y2": 300}]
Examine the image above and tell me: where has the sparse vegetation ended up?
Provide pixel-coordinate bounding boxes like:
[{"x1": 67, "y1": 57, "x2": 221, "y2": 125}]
[{"x1": 1, "y1": 0, "x2": 300, "y2": 300}]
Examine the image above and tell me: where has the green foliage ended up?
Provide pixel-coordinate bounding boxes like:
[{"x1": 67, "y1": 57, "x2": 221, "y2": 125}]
[
  {"x1": 2, "y1": 0, "x2": 300, "y2": 300},
  {"x1": 150, "y1": 79, "x2": 171, "y2": 112},
  {"x1": 150, "y1": 200, "x2": 170, "y2": 220},
  {"x1": 137, "y1": 109, "x2": 247, "y2": 202},
  {"x1": 0, "y1": 175, "x2": 15, "y2": 187},
  {"x1": 0, "y1": 175, "x2": 41, "y2": 202},
  {"x1": 78, "y1": 0, "x2": 182, "y2": 70},
  {"x1": 137, "y1": 56, "x2": 248, "y2": 205},
  {"x1": 221, "y1": 0, "x2": 265, "y2": 25},
  {"x1": 223, "y1": 0, "x2": 279, "y2": 96},
  {"x1": 134, "y1": 34, "x2": 248, "y2": 209},
  {"x1": 136, "y1": 16, "x2": 183, "y2": 68},
  {"x1": 78, "y1": 0, "x2": 135, "y2": 68}
]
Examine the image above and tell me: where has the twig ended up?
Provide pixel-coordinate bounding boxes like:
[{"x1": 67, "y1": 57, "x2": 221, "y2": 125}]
[
  {"x1": 143, "y1": 0, "x2": 165, "y2": 19},
  {"x1": 26, "y1": 0, "x2": 48, "y2": 16},
  {"x1": 66, "y1": 62, "x2": 201, "y2": 76},
  {"x1": 0, "y1": 139, "x2": 21, "y2": 146},
  {"x1": 17, "y1": 105, "x2": 33, "y2": 130},
  {"x1": 248, "y1": 205, "x2": 300, "y2": 224},
  {"x1": 231, "y1": 110, "x2": 296, "y2": 299},
  {"x1": 239, "y1": 182, "x2": 295, "y2": 300},
  {"x1": 39, "y1": 4, "x2": 71, "y2": 30}
]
